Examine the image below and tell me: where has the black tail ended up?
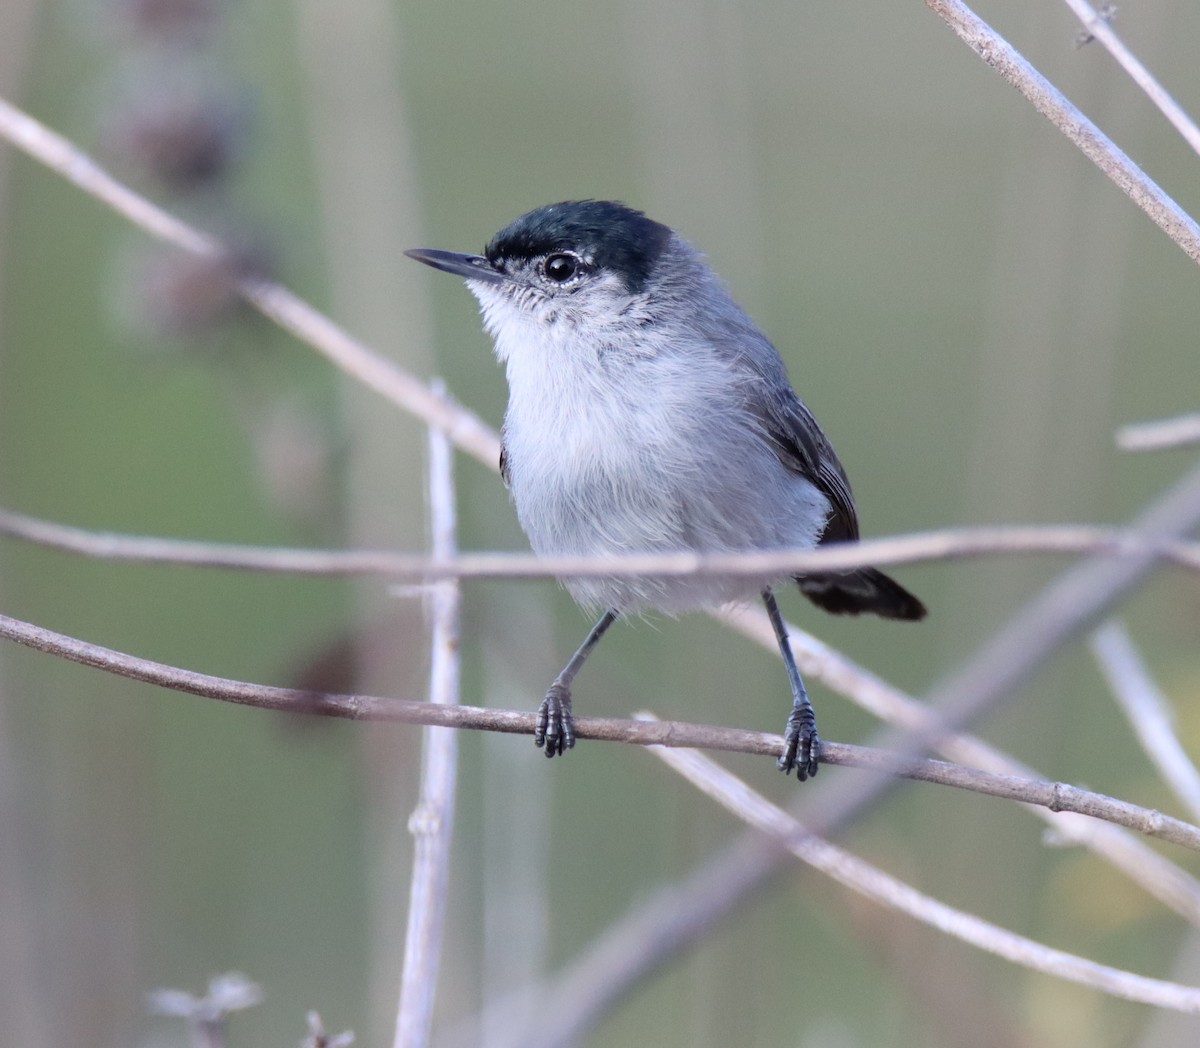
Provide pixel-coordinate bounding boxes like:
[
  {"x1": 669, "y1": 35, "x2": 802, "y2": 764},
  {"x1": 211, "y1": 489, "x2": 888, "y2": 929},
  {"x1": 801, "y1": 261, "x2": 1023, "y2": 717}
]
[{"x1": 796, "y1": 568, "x2": 926, "y2": 621}]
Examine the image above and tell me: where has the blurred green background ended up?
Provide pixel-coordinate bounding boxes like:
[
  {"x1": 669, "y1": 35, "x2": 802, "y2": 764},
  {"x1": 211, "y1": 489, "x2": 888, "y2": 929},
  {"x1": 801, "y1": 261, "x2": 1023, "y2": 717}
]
[{"x1": 2, "y1": 1, "x2": 1199, "y2": 1046}]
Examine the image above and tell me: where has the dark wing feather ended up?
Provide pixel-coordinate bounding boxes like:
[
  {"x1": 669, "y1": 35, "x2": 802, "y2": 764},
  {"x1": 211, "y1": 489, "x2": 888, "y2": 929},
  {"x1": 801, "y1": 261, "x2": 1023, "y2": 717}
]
[
  {"x1": 751, "y1": 377, "x2": 926, "y2": 621},
  {"x1": 753, "y1": 385, "x2": 859, "y2": 544}
]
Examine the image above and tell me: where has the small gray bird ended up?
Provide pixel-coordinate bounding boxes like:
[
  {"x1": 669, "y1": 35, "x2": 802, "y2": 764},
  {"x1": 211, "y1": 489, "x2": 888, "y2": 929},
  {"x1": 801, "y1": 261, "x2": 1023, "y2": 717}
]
[{"x1": 407, "y1": 200, "x2": 925, "y2": 780}]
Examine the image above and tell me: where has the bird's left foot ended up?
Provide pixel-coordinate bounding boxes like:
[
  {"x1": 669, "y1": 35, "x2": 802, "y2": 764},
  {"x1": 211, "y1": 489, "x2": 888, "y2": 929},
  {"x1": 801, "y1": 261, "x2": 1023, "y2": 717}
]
[
  {"x1": 777, "y1": 712, "x2": 820, "y2": 781},
  {"x1": 535, "y1": 681, "x2": 575, "y2": 757}
]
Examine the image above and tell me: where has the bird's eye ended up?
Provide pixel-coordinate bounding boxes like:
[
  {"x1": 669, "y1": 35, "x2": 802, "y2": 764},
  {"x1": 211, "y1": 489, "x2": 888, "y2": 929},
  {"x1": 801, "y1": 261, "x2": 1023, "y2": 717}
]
[{"x1": 543, "y1": 253, "x2": 581, "y2": 283}]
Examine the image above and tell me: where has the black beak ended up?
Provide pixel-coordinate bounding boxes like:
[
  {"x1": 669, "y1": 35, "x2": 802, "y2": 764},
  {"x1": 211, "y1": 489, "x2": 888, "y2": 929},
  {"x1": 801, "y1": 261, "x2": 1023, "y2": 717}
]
[{"x1": 404, "y1": 248, "x2": 506, "y2": 285}]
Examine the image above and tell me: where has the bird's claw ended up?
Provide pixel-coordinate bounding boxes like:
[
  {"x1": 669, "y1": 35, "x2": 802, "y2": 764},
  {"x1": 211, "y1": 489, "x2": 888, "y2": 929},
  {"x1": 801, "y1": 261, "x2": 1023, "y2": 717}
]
[
  {"x1": 777, "y1": 714, "x2": 820, "y2": 781},
  {"x1": 535, "y1": 681, "x2": 575, "y2": 758}
]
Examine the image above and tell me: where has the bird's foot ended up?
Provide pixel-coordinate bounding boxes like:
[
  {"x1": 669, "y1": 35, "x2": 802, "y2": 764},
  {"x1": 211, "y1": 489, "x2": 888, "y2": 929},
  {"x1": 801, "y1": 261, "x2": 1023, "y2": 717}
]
[
  {"x1": 777, "y1": 710, "x2": 820, "y2": 781},
  {"x1": 535, "y1": 681, "x2": 575, "y2": 757}
]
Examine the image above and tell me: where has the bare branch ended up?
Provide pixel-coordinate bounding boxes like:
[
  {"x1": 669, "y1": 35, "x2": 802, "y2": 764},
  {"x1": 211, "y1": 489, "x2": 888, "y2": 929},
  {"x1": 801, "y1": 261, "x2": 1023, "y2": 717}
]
[
  {"x1": 647, "y1": 738, "x2": 1200, "y2": 1013},
  {"x1": 924, "y1": 0, "x2": 1200, "y2": 266},
  {"x1": 477, "y1": 455, "x2": 1200, "y2": 1043},
  {"x1": 395, "y1": 410, "x2": 461, "y2": 1048},
  {"x1": 1118, "y1": 413, "x2": 1200, "y2": 452},
  {"x1": 1091, "y1": 621, "x2": 1200, "y2": 823},
  {"x1": 1061, "y1": 0, "x2": 1200, "y2": 157},
  {"x1": 2, "y1": 506, "x2": 1199, "y2": 580},
  {"x1": 826, "y1": 458, "x2": 1200, "y2": 828},
  {"x1": 473, "y1": 614, "x2": 1200, "y2": 1048},
  {"x1": 0, "y1": 95, "x2": 501, "y2": 470},
  {"x1": 1, "y1": 609, "x2": 1198, "y2": 851},
  {"x1": 721, "y1": 606, "x2": 1200, "y2": 916}
]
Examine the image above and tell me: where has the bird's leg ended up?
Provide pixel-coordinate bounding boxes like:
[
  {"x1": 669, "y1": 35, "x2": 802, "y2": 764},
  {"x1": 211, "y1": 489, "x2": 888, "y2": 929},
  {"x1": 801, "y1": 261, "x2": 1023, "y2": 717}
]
[
  {"x1": 536, "y1": 610, "x2": 618, "y2": 757},
  {"x1": 762, "y1": 589, "x2": 821, "y2": 780}
]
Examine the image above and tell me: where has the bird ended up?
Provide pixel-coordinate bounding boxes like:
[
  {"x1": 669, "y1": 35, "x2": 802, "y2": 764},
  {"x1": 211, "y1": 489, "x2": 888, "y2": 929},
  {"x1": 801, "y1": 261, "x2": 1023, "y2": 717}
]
[{"x1": 406, "y1": 200, "x2": 925, "y2": 780}]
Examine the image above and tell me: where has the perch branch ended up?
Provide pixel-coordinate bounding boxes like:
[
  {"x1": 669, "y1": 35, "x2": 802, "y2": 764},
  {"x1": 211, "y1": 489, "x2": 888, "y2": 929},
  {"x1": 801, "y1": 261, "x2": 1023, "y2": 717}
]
[{"x1": 0, "y1": 609, "x2": 1198, "y2": 851}]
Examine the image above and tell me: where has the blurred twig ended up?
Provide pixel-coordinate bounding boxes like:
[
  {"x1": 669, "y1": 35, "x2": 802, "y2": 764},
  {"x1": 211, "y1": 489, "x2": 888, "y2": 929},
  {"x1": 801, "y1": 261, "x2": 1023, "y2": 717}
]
[
  {"x1": 476, "y1": 612, "x2": 1200, "y2": 1048},
  {"x1": 925, "y1": 0, "x2": 1200, "y2": 265},
  {"x1": 303, "y1": 1012, "x2": 355, "y2": 1048},
  {"x1": 647, "y1": 738, "x2": 1200, "y2": 1013},
  {"x1": 394, "y1": 409, "x2": 461, "y2": 1048},
  {"x1": 840, "y1": 458, "x2": 1200, "y2": 809},
  {"x1": 486, "y1": 458, "x2": 1200, "y2": 1048},
  {"x1": 2, "y1": 28, "x2": 1199, "y2": 1039},
  {"x1": 1061, "y1": 0, "x2": 1200, "y2": 157},
  {"x1": 0, "y1": 95, "x2": 501, "y2": 469},
  {"x1": 1118, "y1": 413, "x2": 1200, "y2": 452},
  {"x1": 2, "y1": 507, "x2": 1199, "y2": 579},
  {"x1": 1091, "y1": 621, "x2": 1200, "y2": 823},
  {"x1": 726, "y1": 607, "x2": 1200, "y2": 923},
  {"x1": 1, "y1": 608, "x2": 1197, "y2": 849}
]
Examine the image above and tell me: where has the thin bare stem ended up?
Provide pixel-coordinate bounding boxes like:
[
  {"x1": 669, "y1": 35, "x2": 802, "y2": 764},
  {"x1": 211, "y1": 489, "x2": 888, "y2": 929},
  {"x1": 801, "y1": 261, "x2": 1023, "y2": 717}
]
[
  {"x1": 837, "y1": 458, "x2": 1200, "y2": 817},
  {"x1": 0, "y1": 95, "x2": 501, "y2": 470},
  {"x1": 3, "y1": 507, "x2": 1199, "y2": 580},
  {"x1": 1091, "y1": 621, "x2": 1200, "y2": 823},
  {"x1": 1, "y1": 609, "x2": 1197, "y2": 850},
  {"x1": 559, "y1": 453, "x2": 1200, "y2": 1048},
  {"x1": 394, "y1": 411, "x2": 461, "y2": 1048},
  {"x1": 1118, "y1": 413, "x2": 1200, "y2": 452},
  {"x1": 647, "y1": 738, "x2": 1200, "y2": 1013},
  {"x1": 720, "y1": 605, "x2": 1200, "y2": 921},
  {"x1": 1062, "y1": 0, "x2": 1200, "y2": 158},
  {"x1": 924, "y1": 0, "x2": 1200, "y2": 266}
]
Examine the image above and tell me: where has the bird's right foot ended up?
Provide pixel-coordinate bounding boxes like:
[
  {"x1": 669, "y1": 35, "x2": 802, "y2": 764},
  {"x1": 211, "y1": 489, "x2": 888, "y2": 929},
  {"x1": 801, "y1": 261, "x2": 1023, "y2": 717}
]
[
  {"x1": 535, "y1": 681, "x2": 575, "y2": 757},
  {"x1": 777, "y1": 710, "x2": 820, "y2": 782}
]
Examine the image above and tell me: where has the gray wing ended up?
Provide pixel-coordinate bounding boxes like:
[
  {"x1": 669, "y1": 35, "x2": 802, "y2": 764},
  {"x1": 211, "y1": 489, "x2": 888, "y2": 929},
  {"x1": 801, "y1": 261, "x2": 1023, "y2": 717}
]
[
  {"x1": 709, "y1": 307, "x2": 858, "y2": 542},
  {"x1": 752, "y1": 380, "x2": 859, "y2": 544},
  {"x1": 739, "y1": 344, "x2": 926, "y2": 620}
]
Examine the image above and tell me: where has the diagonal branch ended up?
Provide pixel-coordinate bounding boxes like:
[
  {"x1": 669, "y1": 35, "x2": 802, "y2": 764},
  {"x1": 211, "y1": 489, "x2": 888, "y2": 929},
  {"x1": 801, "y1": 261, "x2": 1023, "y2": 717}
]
[
  {"x1": 648, "y1": 739, "x2": 1200, "y2": 1013},
  {"x1": 925, "y1": 0, "x2": 1200, "y2": 265},
  {"x1": 0, "y1": 95, "x2": 501, "y2": 470},
  {"x1": 1061, "y1": 0, "x2": 1200, "y2": 157},
  {"x1": 1091, "y1": 620, "x2": 1200, "y2": 823}
]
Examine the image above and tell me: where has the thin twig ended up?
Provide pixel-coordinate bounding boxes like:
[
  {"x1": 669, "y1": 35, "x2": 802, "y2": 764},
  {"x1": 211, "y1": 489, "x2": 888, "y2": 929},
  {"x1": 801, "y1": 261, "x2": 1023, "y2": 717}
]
[
  {"x1": 1091, "y1": 620, "x2": 1200, "y2": 823},
  {"x1": 721, "y1": 605, "x2": 1200, "y2": 925},
  {"x1": 473, "y1": 602, "x2": 1200, "y2": 1048},
  {"x1": 0, "y1": 95, "x2": 501, "y2": 470},
  {"x1": 833, "y1": 458, "x2": 1200, "y2": 824},
  {"x1": 1061, "y1": 0, "x2": 1200, "y2": 157},
  {"x1": 646, "y1": 738, "x2": 1200, "y2": 1013},
  {"x1": 1118, "y1": 413, "x2": 1200, "y2": 452},
  {"x1": 924, "y1": 0, "x2": 1200, "y2": 266},
  {"x1": 578, "y1": 453, "x2": 1200, "y2": 1048},
  {"x1": 395, "y1": 409, "x2": 461, "y2": 1048},
  {"x1": 2, "y1": 507, "x2": 1199, "y2": 579},
  {"x1": 1, "y1": 609, "x2": 1197, "y2": 850}
]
